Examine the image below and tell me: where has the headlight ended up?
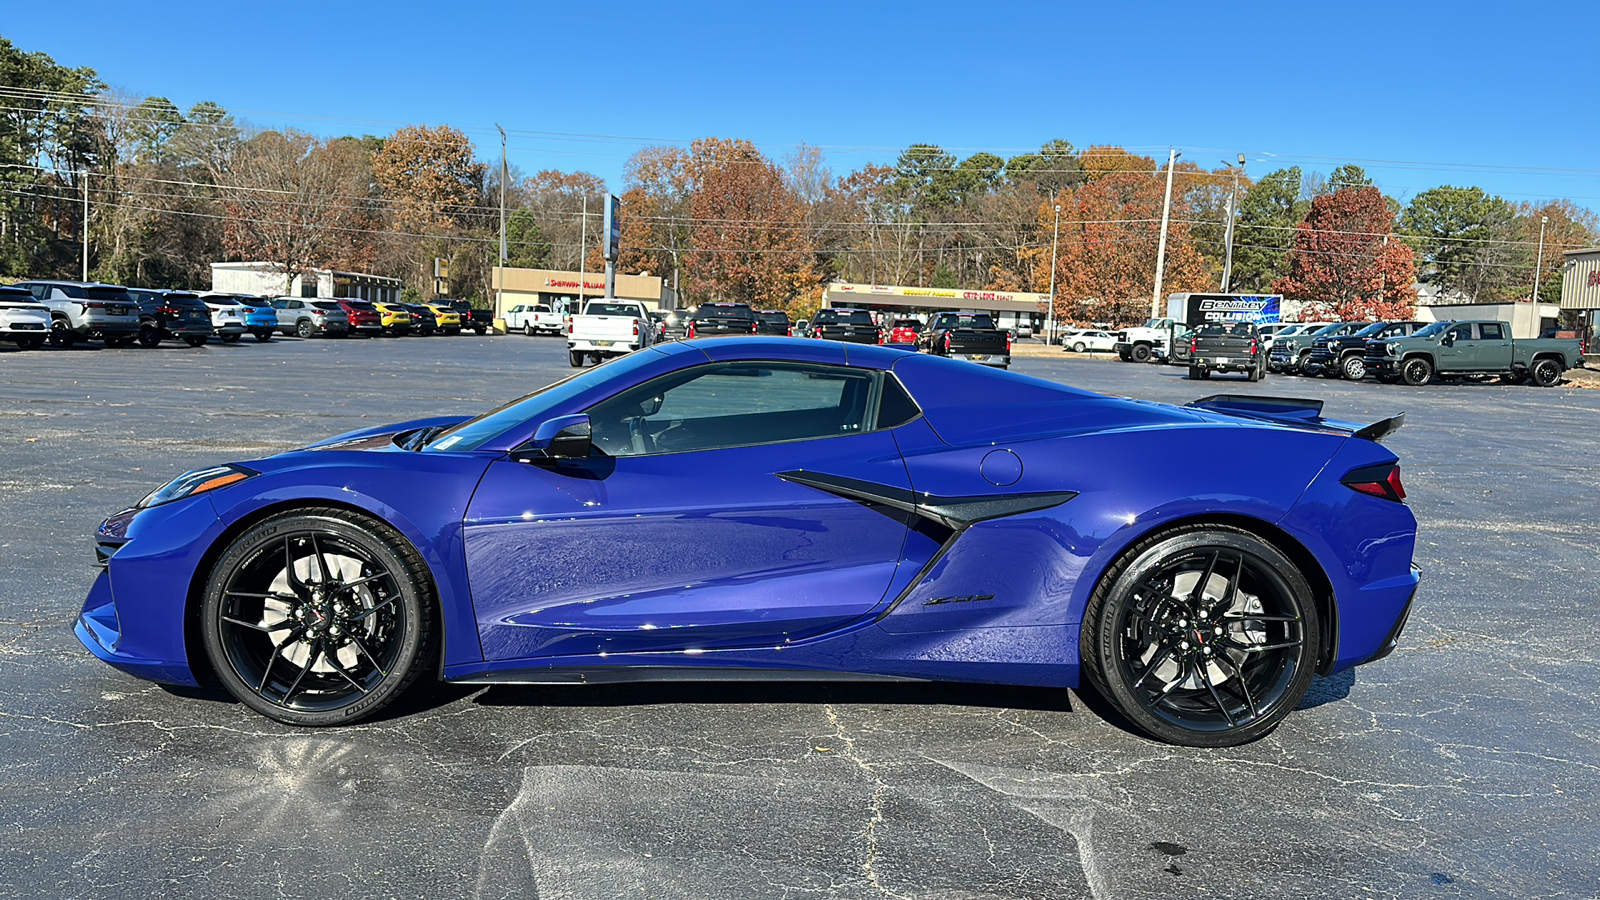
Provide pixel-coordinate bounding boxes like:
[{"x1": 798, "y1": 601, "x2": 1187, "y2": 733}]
[
  {"x1": 138, "y1": 464, "x2": 257, "y2": 508},
  {"x1": 1386, "y1": 343, "x2": 1399, "y2": 355}
]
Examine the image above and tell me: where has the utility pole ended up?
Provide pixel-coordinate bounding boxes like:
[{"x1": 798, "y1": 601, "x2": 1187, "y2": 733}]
[
  {"x1": 495, "y1": 124, "x2": 507, "y2": 320},
  {"x1": 1151, "y1": 148, "x2": 1181, "y2": 319},
  {"x1": 1532, "y1": 215, "x2": 1549, "y2": 302},
  {"x1": 577, "y1": 194, "x2": 588, "y2": 312},
  {"x1": 1047, "y1": 203, "x2": 1061, "y2": 343},
  {"x1": 1220, "y1": 153, "x2": 1245, "y2": 292},
  {"x1": 81, "y1": 170, "x2": 89, "y2": 281}
]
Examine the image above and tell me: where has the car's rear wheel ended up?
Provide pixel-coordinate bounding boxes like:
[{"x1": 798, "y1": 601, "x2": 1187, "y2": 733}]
[
  {"x1": 296, "y1": 320, "x2": 313, "y2": 338},
  {"x1": 524, "y1": 323, "x2": 535, "y2": 336},
  {"x1": 568, "y1": 349, "x2": 584, "y2": 367},
  {"x1": 1081, "y1": 526, "x2": 1320, "y2": 747},
  {"x1": 1400, "y1": 357, "x2": 1433, "y2": 386},
  {"x1": 1530, "y1": 358, "x2": 1563, "y2": 387},
  {"x1": 1187, "y1": 366, "x2": 1201, "y2": 380},
  {"x1": 17, "y1": 335, "x2": 45, "y2": 350},
  {"x1": 202, "y1": 509, "x2": 434, "y2": 726}
]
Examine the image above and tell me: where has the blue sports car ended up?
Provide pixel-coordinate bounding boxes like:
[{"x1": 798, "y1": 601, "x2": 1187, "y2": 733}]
[{"x1": 77, "y1": 337, "x2": 1419, "y2": 746}]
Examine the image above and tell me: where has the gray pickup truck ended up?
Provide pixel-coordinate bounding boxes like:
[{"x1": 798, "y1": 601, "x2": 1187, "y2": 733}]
[
  {"x1": 1365, "y1": 319, "x2": 1585, "y2": 386},
  {"x1": 1187, "y1": 321, "x2": 1265, "y2": 381}
]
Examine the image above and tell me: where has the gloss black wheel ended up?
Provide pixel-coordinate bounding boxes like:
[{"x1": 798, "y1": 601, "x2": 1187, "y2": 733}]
[
  {"x1": 1400, "y1": 357, "x2": 1433, "y2": 386},
  {"x1": 1530, "y1": 358, "x2": 1562, "y2": 387},
  {"x1": 202, "y1": 509, "x2": 434, "y2": 726},
  {"x1": 1082, "y1": 526, "x2": 1320, "y2": 747}
]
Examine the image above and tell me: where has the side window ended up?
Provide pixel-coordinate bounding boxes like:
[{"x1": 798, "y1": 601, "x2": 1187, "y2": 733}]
[
  {"x1": 1478, "y1": 323, "x2": 1504, "y2": 341},
  {"x1": 1448, "y1": 324, "x2": 1472, "y2": 342},
  {"x1": 587, "y1": 363, "x2": 880, "y2": 457}
]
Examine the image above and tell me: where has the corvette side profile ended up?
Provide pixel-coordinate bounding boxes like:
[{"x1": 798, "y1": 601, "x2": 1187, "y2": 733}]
[{"x1": 77, "y1": 337, "x2": 1419, "y2": 746}]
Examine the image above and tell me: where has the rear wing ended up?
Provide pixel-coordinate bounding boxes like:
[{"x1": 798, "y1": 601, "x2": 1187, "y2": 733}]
[{"x1": 1185, "y1": 394, "x2": 1405, "y2": 442}]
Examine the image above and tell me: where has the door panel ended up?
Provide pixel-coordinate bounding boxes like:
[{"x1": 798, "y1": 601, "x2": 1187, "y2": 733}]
[{"x1": 463, "y1": 431, "x2": 913, "y2": 660}]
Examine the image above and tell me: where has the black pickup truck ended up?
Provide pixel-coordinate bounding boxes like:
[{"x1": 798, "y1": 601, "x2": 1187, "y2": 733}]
[
  {"x1": 687, "y1": 302, "x2": 759, "y2": 338},
  {"x1": 924, "y1": 311, "x2": 1011, "y2": 368},
  {"x1": 1187, "y1": 321, "x2": 1264, "y2": 381},
  {"x1": 808, "y1": 307, "x2": 883, "y2": 344},
  {"x1": 445, "y1": 299, "x2": 494, "y2": 335},
  {"x1": 1307, "y1": 321, "x2": 1425, "y2": 380}
]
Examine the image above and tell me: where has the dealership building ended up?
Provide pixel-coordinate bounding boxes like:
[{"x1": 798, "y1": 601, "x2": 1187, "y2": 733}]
[
  {"x1": 491, "y1": 267, "x2": 671, "y2": 319},
  {"x1": 821, "y1": 282, "x2": 1048, "y2": 332}
]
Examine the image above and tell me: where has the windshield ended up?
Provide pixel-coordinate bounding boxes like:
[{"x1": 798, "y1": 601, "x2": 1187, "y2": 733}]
[
  {"x1": 754, "y1": 312, "x2": 788, "y2": 324},
  {"x1": 423, "y1": 350, "x2": 667, "y2": 452},
  {"x1": 1310, "y1": 323, "x2": 1349, "y2": 337},
  {"x1": 892, "y1": 320, "x2": 921, "y2": 329},
  {"x1": 1352, "y1": 322, "x2": 1389, "y2": 338},
  {"x1": 205, "y1": 295, "x2": 242, "y2": 305},
  {"x1": 343, "y1": 300, "x2": 376, "y2": 310},
  {"x1": 1412, "y1": 321, "x2": 1451, "y2": 338},
  {"x1": 1196, "y1": 322, "x2": 1255, "y2": 336},
  {"x1": 1141, "y1": 318, "x2": 1164, "y2": 328},
  {"x1": 1275, "y1": 324, "x2": 1304, "y2": 337},
  {"x1": 312, "y1": 301, "x2": 342, "y2": 311},
  {"x1": 813, "y1": 309, "x2": 852, "y2": 324},
  {"x1": 694, "y1": 304, "x2": 753, "y2": 320}
]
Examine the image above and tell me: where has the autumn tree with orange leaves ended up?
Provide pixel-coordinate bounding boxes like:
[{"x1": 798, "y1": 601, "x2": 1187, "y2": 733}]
[
  {"x1": 682, "y1": 138, "x2": 817, "y2": 311},
  {"x1": 1274, "y1": 186, "x2": 1417, "y2": 320}
]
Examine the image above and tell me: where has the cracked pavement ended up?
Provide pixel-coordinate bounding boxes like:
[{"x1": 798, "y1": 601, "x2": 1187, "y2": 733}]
[{"x1": 1, "y1": 336, "x2": 1596, "y2": 898}]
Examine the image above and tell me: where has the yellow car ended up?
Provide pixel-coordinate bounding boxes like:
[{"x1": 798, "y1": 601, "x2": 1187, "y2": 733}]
[
  {"x1": 374, "y1": 302, "x2": 413, "y2": 336},
  {"x1": 424, "y1": 303, "x2": 462, "y2": 335}
]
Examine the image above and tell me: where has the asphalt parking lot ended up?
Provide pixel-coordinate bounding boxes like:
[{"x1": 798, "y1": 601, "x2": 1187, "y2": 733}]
[{"x1": 3, "y1": 335, "x2": 1597, "y2": 900}]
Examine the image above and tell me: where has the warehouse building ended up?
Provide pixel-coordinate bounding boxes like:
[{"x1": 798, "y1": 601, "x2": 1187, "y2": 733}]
[
  {"x1": 1559, "y1": 249, "x2": 1600, "y2": 342},
  {"x1": 210, "y1": 262, "x2": 402, "y2": 303}
]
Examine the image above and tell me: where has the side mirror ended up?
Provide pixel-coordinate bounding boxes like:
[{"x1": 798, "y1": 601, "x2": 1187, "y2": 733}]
[
  {"x1": 514, "y1": 414, "x2": 592, "y2": 462},
  {"x1": 1441, "y1": 334, "x2": 1454, "y2": 346}
]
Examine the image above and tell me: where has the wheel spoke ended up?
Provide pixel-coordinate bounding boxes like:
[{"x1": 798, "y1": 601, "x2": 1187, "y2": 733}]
[
  {"x1": 227, "y1": 590, "x2": 295, "y2": 601},
  {"x1": 1215, "y1": 652, "x2": 1259, "y2": 720},
  {"x1": 1195, "y1": 658, "x2": 1237, "y2": 727},
  {"x1": 284, "y1": 537, "x2": 309, "y2": 598},
  {"x1": 308, "y1": 533, "x2": 331, "y2": 584},
  {"x1": 1187, "y1": 551, "x2": 1221, "y2": 605},
  {"x1": 1154, "y1": 657, "x2": 1188, "y2": 700},
  {"x1": 346, "y1": 595, "x2": 397, "y2": 623},
  {"x1": 281, "y1": 640, "x2": 322, "y2": 703},
  {"x1": 324, "y1": 655, "x2": 369, "y2": 695},
  {"x1": 339, "y1": 571, "x2": 390, "y2": 591},
  {"x1": 255, "y1": 641, "x2": 280, "y2": 693},
  {"x1": 349, "y1": 637, "x2": 388, "y2": 678},
  {"x1": 1222, "y1": 613, "x2": 1301, "y2": 623},
  {"x1": 222, "y1": 615, "x2": 295, "y2": 634},
  {"x1": 1132, "y1": 645, "x2": 1174, "y2": 689},
  {"x1": 1233, "y1": 639, "x2": 1303, "y2": 653}
]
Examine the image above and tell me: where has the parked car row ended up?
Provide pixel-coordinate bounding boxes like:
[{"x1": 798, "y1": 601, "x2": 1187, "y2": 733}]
[
  {"x1": 1269, "y1": 319, "x2": 1585, "y2": 386},
  {"x1": 0, "y1": 280, "x2": 495, "y2": 350}
]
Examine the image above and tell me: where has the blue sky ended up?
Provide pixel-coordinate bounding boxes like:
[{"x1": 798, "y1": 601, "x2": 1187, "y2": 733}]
[{"x1": 7, "y1": 0, "x2": 1597, "y2": 209}]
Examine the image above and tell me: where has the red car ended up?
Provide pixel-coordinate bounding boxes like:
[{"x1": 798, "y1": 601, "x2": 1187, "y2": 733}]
[
  {"x1": 886, "y1": 318, "x2": 923, "y2": 345},
  {"x1": 336, "y1": 299, "x2": 385, "y2": 337}
]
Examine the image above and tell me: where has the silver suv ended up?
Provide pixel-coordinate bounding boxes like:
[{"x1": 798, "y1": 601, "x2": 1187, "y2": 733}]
[
  {"x1": 271, "y1": 297, "x2": 349, "y2": 337},
  {"x1": 11, "y1": 280, "x2": 142, "y2": 347},
  {"x1": 0, "y1": 285, "x2": 51, "y2": 350}
]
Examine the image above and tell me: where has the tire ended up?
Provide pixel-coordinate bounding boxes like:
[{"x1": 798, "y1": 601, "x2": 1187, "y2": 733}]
[
  {"x1": 17, "y1": 335, "x2": 45, "y2": 351},
  {"x1": 1295, "y1": 352, "x2": 1311, "y2": 375},
  {"x1": 49, "y1": 322, "x2": 77, "y2": 347},
  {"x1": 296, "y1": 319, "x2": 313, "y2": 338},
  {"x1": 1117, "y1": 348, "x2": 1132, "y2": 361},
  {"x1": 221, "y1": 332, "x2": 241, "y2": 343},
  {"x1": 1080, "y1": 525, "x2": 1321, "y2": 747},
  {"x1": 1073, "y1": 342, "x2": 1086, "y2": 353},
  {"x1": 1530, "y1": 358, "x2": 1563, "y2": 387},
  {"x1": 138, "y1": 327, "x2": 163, "y2": 348},
  {"x1": 254, "y1": 330, "x2": 273, "y2": 343},
  {"x1": 1499, "y1": 371, "x2": 1529, "y2": 385},
  {"x1": 1341, "y1": 355, "x2": 1367, "y2": 381},
  {"x1": 524, "y1": 323, "x2": 535, "y2": 336},
  {"x1": 1400, "y1": 357, "x2": 1433, "y2": 386},
  {"x1": 183, "y1": 335, "x2": 208, "y2": 348},
  {"x1": 568, "y1": 349, "x2": 584, "y2": 367},
  {"x1": 200, "y1": 508, "x2": 435, "y2": 727},
  {"x1": 1187, "y1": 366, "x2": 1202, "y2": 380},
  {"x1": 1131, "y1": 344, "x2": 1152, "y2": 363},
  {"x1": 105, "y1": 335, "x2": 136, "y2": 348},
  {"x1": 1245, "y1": 365, "x2": 1259, "y2": 383}
]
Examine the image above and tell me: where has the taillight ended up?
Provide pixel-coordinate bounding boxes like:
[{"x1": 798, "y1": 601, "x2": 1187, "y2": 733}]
[
  {"x1": 1189, "y1": 338, "x2": 1197, "y2": 354},
  {"x1": 687, "y1": 323, "x2": 696, "y2": 338},
  {"x1": 1250, "y1": 338, "x2": 1258, "y2": 354},
  {"x1": 158, "y1": 305, "x2": 179, "y2": 316},
  {"x1": 568, "y1": 320, "x2": 574, "y2": 334},
  {"x1": 943, "y1": 333, "x2": 951, "y2": 353},
  {"x1": 878, "y1": 329, "x2": 885, "y2": 344},
  {"x1": 632, "y1": 322, "x2": 639, "y2": 337},
  {"x1": 1342, "y1": 463, "x2": 1406, "y2": 502},
  {"x1": 786, "y1": 326, "x2": 793, "y2": 337},
  {"x1": 751, "y1": 321, "x2": 758, "y2": 334},
  {"x1": 81, "y1": 301, "x2": 107, "y2": 310}
]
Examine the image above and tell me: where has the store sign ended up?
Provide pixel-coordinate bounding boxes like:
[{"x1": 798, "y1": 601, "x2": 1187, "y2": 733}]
[
  {"x1": 546, "y1": 278, "x2": 605, "y2": 290},
  {"x1": 1587, "y1": 270, "x2": 1600, "y2": 287}
]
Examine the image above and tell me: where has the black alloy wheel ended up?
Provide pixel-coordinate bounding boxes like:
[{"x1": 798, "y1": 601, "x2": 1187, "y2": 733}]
[
  {"x1": 295, "y1": 319, "x2": 314, "y2": 338},
  {"x1": 1341, "y1": 355, "x2": 1367, "y2": 381},
  {"x1": 1400, "y1": 357, "x2": 1433, "y2": 386},
  {"x1": 1530, "y1": 358, "x2": 1563, "y2": 387},
  {"x1": 137, "y1": 327, "x2": 164, "y2": 348},
  {"x1": 1081, "y1": 526, "x2": 1320, "y2": 747},
  {"x1": 1131, "y1": 344, "x2": 1152, "y2": 363},
  {"x1": 48, "y1": 322, "x2": 76, "y2": 347},
  {"x1": 201, "y1": 509, "x2": 434, "y2": 726}
]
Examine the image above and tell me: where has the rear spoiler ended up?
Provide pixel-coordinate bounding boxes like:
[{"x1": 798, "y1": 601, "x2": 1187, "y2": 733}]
[{"x1": 1185, "y1": 394, "x2": 1405, "y2": 442}]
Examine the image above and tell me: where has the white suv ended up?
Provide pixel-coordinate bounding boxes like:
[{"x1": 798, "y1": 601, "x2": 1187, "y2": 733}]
[
  {"x1": 0, "y1": 285, "x2": 51, "y2": 350},
  {"x1": 11, "y1": 280, "x2": 142, "y2": 347}
]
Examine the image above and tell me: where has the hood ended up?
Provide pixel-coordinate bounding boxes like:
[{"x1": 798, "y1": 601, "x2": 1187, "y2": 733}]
[{"x1": 299, "y1": 415, "x2": 472, "y2": 451}]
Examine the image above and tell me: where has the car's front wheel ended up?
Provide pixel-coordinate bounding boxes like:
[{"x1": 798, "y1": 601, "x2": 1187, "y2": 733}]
[
  {"x1": 1341, "y1": 355, "x2": 1367, "y2": 381},
  {"x1": 1131, "y1": 344, "x2": 1152, "y2": 363},
  {"x1": 1400, "y1": 357, "x2": 1433, "y2": 386},
  {"x1": 201, "y1": 509, "x2": 434, "y2": 726},
  {"x1": 1081, "y1": 526, "x2": 1320, "y2": 747}
]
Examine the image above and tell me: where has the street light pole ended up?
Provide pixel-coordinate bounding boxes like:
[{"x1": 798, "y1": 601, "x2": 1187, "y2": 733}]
[
  {"x1": 495, "y1": 124, "x2": 507, "y2": 321},
  {"x1": 1047, "y1": 203, "x2": 1061, "y2": 343},
  {"x1": 1151, "y1": 148, "x2": 1180, "y2": 319},
  {"x1": 1220, "y1": 153, "x2": 1245, "y2": 293},
  {"x1": 1532, "y1": 215, "x2": 1549, "y2": 302},
  {"x1": 81, "y1": 169, "x2": 89, "y2": 281}
]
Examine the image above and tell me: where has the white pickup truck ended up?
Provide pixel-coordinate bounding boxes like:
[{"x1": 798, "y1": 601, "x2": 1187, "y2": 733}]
[
  {"x1": 567, "y1": 299, "x2": 655, "y2": 367},
  {"x1": 505, "y1": 303, "x2": 565, "y2": 336}
]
